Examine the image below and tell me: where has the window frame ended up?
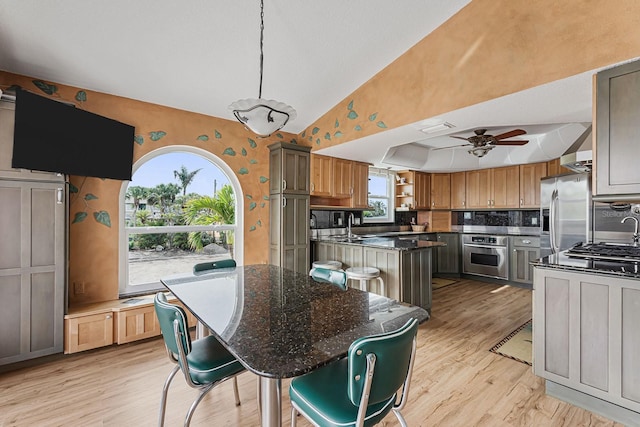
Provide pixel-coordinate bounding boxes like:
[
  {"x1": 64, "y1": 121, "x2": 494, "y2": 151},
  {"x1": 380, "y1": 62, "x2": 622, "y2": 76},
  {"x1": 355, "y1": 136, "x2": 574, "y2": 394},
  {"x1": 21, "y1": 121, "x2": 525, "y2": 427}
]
[
  {"x1": 118, "y1": 145, "x2": 244, "y2": 295},
  {"x1": 363, "y1": 167, "x2": 395, "y2": 224}
]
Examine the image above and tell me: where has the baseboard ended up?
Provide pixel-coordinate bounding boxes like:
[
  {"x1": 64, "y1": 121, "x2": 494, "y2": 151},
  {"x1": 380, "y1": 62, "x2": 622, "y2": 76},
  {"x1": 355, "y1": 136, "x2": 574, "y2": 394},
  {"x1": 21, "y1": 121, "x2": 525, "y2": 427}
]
[{"x1": 546, "y1": 380, "x2": 640, "y2": 427}]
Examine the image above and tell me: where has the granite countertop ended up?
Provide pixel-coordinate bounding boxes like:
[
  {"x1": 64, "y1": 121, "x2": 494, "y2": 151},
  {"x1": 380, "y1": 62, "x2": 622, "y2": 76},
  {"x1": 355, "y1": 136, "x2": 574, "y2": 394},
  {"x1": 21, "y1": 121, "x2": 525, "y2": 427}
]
[
  {"x1": 312, "y1": 233, "x2": 446, "y2": 251},
  {"x1": 162, "y1": 265, "x2": 429, "y2": 378},
  {"x1": 532, "y1": 252, "x2": 640, "y2": 279}
]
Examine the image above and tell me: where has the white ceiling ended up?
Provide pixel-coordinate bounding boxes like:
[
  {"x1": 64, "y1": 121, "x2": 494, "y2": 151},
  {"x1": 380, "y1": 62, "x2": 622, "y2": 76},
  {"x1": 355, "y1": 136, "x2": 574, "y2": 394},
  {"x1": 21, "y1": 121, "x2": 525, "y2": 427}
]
[{"x1": 0, "y1": 1, "x2": 634, "y2": 172}]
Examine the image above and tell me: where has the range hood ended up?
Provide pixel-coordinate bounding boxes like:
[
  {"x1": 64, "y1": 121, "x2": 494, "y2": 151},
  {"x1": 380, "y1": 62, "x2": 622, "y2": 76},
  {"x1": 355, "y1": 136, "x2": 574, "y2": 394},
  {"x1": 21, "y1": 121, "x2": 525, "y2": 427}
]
[{"x1": 560, "y1": 125, "x2": 592, "y2": 173}]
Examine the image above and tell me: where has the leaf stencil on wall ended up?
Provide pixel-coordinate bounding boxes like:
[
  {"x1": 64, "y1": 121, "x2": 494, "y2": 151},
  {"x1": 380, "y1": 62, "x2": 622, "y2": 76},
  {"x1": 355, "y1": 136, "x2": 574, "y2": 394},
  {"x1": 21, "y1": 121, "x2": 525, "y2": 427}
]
[
  {"x1": 312, "y1": 127, "x2": 320, "y2": 135},
  {"x1": 347, "y1": 110, "x2": 358, "y2": 120},
  {"x1": 249, "y1": 202, "x2": 257, "y2": 211},
  {"x1": 215, "y1": 130, "x2": 222, "y2": 139},
  {"x1": 246, "y1": 195, "x2": 253, "y2": 199},
  {"x1": 334, "y1": 131, "x2": 343, "y2": 138},
  {"x1": 335, "y1": 119, "x2": 340, "y2": 128},
  {"x1": 377, "y1": 121, "x2": 387, "y2": 128},
  {"x1": 32, "y1": 80, "x2": 57, "y2": 95},
  {"x1": 347, "y1": 100, "x2": 354, "y2": 110},
  {"x1": 355, "y1": 125, "x2": 362, "y2": 131},
  {"x1": 197, "y1": 135, "x2": 209, "y2": 141},
  {"x1": 248, "y1": 138, "x2": 257, "y2": 148},
  {"x1": 275, "y1": 133, "x2": 283, "y2": 139},
  {"x1": 249, "y1": 225, "x2": 256, "y2": 231},
  {"x1": 94, "y1": 211, "x2": 111, "y2": 227},
  {"x1": 241, "y1": 148, "x2": 247, "y2": 156},
  {"x1": 75, "y1": 91, "x2": 87, "y2": 102},
  {"x1": 238, "y1": 167, "x2": 249, "y2": 175},
  {"x1": 301, "y1": 130, "x2": 306, "y2": 138},
  {"x1": 324, "y1": 132, "x2": 331, "y2": 141},
  {"x1": 134, "y1": 135, "x2": 144, "y2": 145},
  {"x1": 260, "y1": 202, "x2": 265, "y2": 208},
  {"x1": 259, "y1": 176, "x2": 269, "y2": 183},
  {"x1": 69, "y1": 183, "x2": 79, "y2": 194},
  {"x1": 256, "y1": 219, "x2": 262, "y2": 227},
  {"x1": 150, "y1": 131, "x2": 166, "y2": 141},
  {"x1": 250, "y1": 159, "x2": 258, "y2": 164},
  {"x1": 316, "y1": 138, "x2": 321, "y2": 145},
  {"x1": 84, "y1": 193, "x2": 98, "y2": 201},
  {"x1": 223, "y1": 147, "x2": 236, "y2": 156},
  {"x1": 369, "y1": 113, "x2": 378, "y2": 121},
  {"x1": 72, "y1": 212, "x2": 88, "y2": 224}
]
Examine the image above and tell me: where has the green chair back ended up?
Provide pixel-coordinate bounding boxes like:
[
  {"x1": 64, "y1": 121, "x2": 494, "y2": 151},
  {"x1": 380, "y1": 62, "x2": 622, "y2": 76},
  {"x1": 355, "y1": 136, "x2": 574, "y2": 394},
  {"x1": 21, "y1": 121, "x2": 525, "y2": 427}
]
[
  {"x1": 347, "y1": 318, "x2": 418, "y2": 406},
  {"x1": 193, "y1": 258, "x2": 236, "y2": 274},
  {"x1": 310, "y1": 267, "x2": 347, "y2": 290},
  {"x1": 154, "y1": 293, "x2": 192, "y2": 359}
]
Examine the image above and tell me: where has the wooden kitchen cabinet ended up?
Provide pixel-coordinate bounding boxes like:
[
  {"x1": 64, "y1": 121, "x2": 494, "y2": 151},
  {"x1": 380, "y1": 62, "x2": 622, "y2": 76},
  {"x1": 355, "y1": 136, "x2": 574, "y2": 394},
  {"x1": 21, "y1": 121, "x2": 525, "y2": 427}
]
[
  {"x1": 65, "y1": 310, "x2": 114, "y2": 354},
  {"x1": 395, "y1": 170, "x2": 430, "y2": 210},
  {"x1": 332, "y1": 158, "x2": 353, "y2": 198},
  {"x1": 465, "y1": 169, "x2": 492, "y2": 208},
  {"x1": 268, "y1": 142, "x2": 310, "y2": 195},
  {"x1": 546, "y1": 158, "x2": 569, "y2": 177},
  {"x1": 114, "y1": 305, "x2": 161, "y2": 344},
  {"x1": 310, "y1": 154, "x2": 333, "y2": 197},
  {"x1": 414, "y1": 171, "x2": 431, "y2": 210},
  {"x1": 492, "y1": 165, "x2": 520, "y2": 208},
  {"x1": 435, "y1": 233, "x2": 460, "y2": 275},
  {"x1": 430, "y1": 173, "x2": 451, "y2": 210},
  {"x1": 595, "y1": 59, "x2": 640, "y2": 200},
  {"x1": 533, "y1": 268, "x2": 640, "y2": 414},
  {"x1": 350, "y1": 161, "x2": 370, "y2": 209},
  {"x1": 450, "y1": 171, "x2": 466, "y2": 209},
  {"x1": 519, "y1": 162, "x2": 547, "y2": 208}
]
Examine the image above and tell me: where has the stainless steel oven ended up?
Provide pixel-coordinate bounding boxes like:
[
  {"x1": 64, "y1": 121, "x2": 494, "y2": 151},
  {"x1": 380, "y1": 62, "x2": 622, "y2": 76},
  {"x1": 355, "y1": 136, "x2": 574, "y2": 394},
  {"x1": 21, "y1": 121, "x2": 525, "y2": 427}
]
[{"x1": 462, "y1": 234, "x2": 508, "y2": 280}]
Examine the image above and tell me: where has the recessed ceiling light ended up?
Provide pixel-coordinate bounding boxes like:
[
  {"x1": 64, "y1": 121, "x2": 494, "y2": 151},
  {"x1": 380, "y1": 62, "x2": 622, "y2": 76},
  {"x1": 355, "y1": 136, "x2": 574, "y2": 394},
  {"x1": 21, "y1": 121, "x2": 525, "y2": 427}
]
[{"x1": 420, "y1": 122, "x2": 455, "y2": 134}]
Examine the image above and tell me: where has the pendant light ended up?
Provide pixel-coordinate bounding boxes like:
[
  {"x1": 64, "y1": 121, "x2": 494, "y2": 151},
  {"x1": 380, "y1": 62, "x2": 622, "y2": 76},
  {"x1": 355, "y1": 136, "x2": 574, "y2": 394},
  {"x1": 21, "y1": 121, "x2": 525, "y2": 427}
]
[{"x1": 229, "y1": 0, "x2": 296, "y2": 137}]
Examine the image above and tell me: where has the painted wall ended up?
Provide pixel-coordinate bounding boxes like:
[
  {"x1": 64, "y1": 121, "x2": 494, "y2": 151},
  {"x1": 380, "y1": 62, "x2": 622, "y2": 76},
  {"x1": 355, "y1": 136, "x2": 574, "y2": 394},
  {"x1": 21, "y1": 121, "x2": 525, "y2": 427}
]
[
  {"x1": 0, "y1": 71, "x2": 300, "y2": 304},
  {"x1": 301, "y1": 0, "x2": 640, "y2": 150}
]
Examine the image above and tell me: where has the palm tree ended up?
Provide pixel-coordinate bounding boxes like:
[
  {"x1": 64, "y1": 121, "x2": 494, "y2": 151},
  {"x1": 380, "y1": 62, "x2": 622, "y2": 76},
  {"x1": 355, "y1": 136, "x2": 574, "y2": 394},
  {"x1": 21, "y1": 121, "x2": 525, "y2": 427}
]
[
  {"x1": 173, "y1": 165, "x2": 202, "y2": 196},
  {"x1": 183, "y1": 184, "x2": 235, "y2": 251},
  {"x1": 125, "y1": 186, "x2": 148, "y2": 226}
]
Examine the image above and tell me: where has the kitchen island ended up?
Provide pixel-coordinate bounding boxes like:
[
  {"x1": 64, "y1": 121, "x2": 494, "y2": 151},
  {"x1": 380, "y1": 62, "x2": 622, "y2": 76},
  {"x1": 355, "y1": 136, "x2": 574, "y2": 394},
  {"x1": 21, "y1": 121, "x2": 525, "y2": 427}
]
[
  {"x1": 532, "y1": 254, "x2": 640, "y2": 425},
  {"x1": 312, "y1": 233, "x2": 445, "y2": 312}
]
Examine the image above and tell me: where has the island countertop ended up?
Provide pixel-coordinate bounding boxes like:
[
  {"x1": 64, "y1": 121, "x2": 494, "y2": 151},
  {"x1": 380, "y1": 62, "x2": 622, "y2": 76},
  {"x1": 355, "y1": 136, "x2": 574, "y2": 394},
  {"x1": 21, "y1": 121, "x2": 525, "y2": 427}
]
[
  {"x1": 532, "y1": 251, "x2": 640, "y2": 279},
  {"x1": 311, "y1": 234, "x2": 446, "y2": 251}
]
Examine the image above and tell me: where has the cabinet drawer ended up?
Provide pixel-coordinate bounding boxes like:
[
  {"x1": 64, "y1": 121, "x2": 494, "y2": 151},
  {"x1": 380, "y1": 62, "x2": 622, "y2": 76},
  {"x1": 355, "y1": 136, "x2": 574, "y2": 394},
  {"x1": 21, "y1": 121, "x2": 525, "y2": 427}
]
[
  {"x1": 65, "y1": 311, "x2": 114, "y2": 354},
  {"x1": 512, "y1": 237, "x2": 540, "y2": 247},
  {"x1": 115, "y1": 306, "x2": 161, "y2": 344}
]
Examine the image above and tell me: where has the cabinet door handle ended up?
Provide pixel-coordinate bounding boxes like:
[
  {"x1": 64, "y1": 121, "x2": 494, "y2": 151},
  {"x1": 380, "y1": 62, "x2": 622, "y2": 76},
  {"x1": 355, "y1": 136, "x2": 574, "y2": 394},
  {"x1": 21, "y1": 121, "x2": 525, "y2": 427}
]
[
  {"x1": 282, "y1": 180, "x2": 287, "y2": 191},
  {"x1": 522, "y1": 239, "x2": 531, "y2": 244},
  {"x1": 520, "y1": 198, "x2": 524, "y2": 205},
  {"x1": 282, "y1": 197, "x2": 287, "y2": 208},
  {"x1": 311, "y1": 183, "x2": 315, "y2": 192},
  {"x1": 56, "y1": 188, "x2": 64, "y2": 204},
  {"x1": 462, "y1": 201, "x2": 465, "y2": 206},
  {"x1": 106, "y1": 314, "x2": 112, "y2": 319}
]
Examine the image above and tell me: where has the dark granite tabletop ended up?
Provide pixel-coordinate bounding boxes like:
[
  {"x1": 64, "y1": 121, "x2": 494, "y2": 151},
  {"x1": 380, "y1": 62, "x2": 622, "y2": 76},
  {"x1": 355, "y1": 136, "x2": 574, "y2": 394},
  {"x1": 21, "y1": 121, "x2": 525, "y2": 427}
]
[
  {"x1": 312, "y1": 234, "x2": 446, "y2": 251},
  {"x1": 532, "y1": 251, "x2": 640, "y2": 279},
  {"x1": 161, "y1": 264, "x2": 429, "y2": 378}
]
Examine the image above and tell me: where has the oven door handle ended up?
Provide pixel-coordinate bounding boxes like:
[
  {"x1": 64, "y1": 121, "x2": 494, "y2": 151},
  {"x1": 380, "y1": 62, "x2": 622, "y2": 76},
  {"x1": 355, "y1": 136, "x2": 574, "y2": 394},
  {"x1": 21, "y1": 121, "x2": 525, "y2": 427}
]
[{"x1": 463, "y1": 244, "x2": 506, "y2": 250}]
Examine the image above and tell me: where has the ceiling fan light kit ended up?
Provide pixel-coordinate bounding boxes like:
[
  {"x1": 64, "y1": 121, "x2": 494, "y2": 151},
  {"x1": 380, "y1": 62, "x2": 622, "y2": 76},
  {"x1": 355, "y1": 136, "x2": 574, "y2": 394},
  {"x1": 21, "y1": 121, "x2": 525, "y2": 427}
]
[
  {"x1": 446, "y1": 128, "x2": 529, "y2": 157},
  {"x1": 229, "y1": 0, "x2": 295, "y2": 137}
]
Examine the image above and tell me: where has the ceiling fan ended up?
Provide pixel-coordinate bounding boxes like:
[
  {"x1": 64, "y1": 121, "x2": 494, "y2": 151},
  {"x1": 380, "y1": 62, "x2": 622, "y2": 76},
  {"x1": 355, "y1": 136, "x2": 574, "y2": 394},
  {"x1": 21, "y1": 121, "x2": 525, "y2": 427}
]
[{"x1": 439, "y1": 128, "x2": 529, "y2": 157}]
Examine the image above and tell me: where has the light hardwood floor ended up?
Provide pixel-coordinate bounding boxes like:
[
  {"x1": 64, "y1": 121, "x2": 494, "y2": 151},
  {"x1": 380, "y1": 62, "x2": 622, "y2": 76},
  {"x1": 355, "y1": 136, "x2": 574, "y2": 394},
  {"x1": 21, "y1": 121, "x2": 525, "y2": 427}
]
[{"x1": 0, "y1": 278, "x2": 623, "y2": 426}]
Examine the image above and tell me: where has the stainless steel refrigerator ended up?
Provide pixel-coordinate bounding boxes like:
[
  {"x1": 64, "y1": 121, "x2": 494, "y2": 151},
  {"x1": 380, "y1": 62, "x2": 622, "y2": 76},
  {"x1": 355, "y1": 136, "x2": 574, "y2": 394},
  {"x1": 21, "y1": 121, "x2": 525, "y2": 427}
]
[{"x1": 540, "y1": 172, "x2": 592, "y2": 257}]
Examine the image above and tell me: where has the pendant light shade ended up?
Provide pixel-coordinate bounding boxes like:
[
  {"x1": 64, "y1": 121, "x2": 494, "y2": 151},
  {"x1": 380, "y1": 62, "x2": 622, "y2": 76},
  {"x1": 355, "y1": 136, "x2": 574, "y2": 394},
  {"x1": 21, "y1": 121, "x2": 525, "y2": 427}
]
[
  {"x1": 468, "y1": 145, "x2": 494, "y2": 157},
  {"x1": 229, "y1": 0, "x2": 295, "y2": 137}
]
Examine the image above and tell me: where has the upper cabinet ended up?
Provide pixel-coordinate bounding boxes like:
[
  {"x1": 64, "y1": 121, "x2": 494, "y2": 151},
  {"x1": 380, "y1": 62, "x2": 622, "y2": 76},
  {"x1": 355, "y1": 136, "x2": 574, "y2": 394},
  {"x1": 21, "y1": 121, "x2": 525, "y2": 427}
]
[
  {"x1": 395, "y1": 170, "x2": 429, "y2": 210},
  {"x1": 492, "y1": 165, "x2": 520, "y2": 208},
  {"x1": 519, "y1": 162, "x2": 547, "y2": 208},
  {"x1": 430, "y1": 173, "x2": 451, "y2": 210},
  {"x1": 269, "y1": 142, "x2": 310, "y2": 195},
  {"x1": 594, "y1": 59, "x2": 640, "y2": 200},
  {"x1": 310, "y1": 154, "x2": 370, "y2": 208},
  {"x1": 414, "y1": 171, "x2": 431, "y2": 210},
  {"x1": 465, "y1": 169, "x2": 492, "y2": 209},
  {"x1": 450, "y1": 171, "x2": 466, "y2": 209}
]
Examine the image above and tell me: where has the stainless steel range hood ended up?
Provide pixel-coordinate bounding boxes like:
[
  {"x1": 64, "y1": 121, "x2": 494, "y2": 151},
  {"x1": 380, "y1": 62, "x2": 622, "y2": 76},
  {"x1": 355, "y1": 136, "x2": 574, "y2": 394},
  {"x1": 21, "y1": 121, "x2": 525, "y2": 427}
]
[{"x1": 560, "y1": 125, "x2": 592, "y2": 173}]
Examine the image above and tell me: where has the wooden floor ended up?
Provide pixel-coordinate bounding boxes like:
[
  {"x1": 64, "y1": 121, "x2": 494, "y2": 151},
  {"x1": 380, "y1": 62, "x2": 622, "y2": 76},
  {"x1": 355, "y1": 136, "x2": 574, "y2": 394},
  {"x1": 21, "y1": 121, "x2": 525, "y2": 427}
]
[{"x1": 0, "y1": 278, "x2": 624, "y2": 426}]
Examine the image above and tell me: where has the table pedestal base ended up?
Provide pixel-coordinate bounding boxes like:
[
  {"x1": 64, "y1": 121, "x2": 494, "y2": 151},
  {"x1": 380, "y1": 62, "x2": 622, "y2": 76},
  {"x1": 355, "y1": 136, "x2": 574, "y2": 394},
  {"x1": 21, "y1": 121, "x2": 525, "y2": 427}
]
[{"x1": 260, "y1": 377, "x2": 282, "y2": 427}]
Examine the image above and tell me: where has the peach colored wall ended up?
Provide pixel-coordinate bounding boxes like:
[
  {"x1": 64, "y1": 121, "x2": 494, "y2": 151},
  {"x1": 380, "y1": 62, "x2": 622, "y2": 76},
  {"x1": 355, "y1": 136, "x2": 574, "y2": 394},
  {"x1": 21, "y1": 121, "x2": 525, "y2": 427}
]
[
  {"x1": 0, "y1": 71, "x2": 302, "y2": 304},
  {"x1": 301, "y1": 0, "x2": 640, "y2": 150}
]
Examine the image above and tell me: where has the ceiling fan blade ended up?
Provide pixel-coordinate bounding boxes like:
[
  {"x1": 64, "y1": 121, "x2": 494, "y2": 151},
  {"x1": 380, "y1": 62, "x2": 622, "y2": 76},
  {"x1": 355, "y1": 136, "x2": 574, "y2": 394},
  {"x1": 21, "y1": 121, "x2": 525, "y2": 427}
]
[
  {"x1": 493, "y1": 129, "x2": 526, "y2": 140},
  {"x1": 449, "y1": 135, "x2": 470, "y2": 141},
  {"x1": 492, "y1": 140, "x2": 529, "y2": 146},
  {"x1": 432, "y1": 143, "x2": 469, "y2": 151}
]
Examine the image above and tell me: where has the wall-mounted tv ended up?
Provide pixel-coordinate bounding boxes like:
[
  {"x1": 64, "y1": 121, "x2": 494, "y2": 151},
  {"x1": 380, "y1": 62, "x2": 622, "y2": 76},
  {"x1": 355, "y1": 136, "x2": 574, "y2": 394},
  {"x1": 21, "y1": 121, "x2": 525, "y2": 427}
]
[{"x1": 12, "y1": 87, "x2": 135, "y2": 180}]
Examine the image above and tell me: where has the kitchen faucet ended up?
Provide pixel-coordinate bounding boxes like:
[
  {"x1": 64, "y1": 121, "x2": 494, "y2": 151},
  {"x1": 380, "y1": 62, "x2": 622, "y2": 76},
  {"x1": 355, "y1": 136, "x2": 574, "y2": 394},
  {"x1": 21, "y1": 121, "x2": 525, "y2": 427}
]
[
  {"x1": 347, "y1": 213, "x2": 355, "y2": 238},
  {"x1": 621, "y1": 216, "x2": 640, "y2": 246}
]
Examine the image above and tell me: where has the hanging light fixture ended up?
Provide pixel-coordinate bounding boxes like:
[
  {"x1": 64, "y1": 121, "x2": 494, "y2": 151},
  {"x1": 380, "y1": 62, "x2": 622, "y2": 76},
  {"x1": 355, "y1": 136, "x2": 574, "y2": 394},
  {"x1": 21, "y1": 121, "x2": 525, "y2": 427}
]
[
  {"x1": 229, "y1": 0, "x2": 296, "y2": 137},
  {"x1": 468, "y1": 145, "x2": 494, "y2": 158}
]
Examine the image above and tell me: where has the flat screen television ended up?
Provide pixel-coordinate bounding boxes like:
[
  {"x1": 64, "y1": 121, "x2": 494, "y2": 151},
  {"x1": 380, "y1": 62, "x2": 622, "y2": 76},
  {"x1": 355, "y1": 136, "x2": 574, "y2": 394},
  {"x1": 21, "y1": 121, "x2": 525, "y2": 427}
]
[{"x1": 12, "y1": 87, "x2": 135, "y2": 180}]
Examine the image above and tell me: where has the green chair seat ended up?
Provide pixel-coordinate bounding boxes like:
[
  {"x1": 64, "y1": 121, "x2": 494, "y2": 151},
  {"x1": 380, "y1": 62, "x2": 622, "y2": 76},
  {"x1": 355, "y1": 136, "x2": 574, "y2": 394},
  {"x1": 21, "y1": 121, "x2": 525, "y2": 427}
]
[
  {"x1": 289, "y1": 358, "x2": 395, "y2": 427},
  {"x1": 187, "y1": 336, "x2": 245, "y2": 385}
]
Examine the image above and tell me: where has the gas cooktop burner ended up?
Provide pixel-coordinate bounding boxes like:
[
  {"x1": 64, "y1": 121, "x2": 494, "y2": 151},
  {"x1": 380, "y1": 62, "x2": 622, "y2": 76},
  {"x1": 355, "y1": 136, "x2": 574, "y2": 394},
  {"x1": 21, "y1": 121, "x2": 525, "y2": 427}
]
[{"x1": 566, "y1": 242, "x2": 640, "y2": 262}]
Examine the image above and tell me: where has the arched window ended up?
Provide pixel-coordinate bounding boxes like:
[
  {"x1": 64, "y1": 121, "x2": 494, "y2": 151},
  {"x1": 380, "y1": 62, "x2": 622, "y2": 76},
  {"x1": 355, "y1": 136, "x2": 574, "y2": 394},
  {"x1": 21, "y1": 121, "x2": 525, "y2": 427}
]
[{"x1": 118, "y1": 146, "x2": 243, "y2": 296}]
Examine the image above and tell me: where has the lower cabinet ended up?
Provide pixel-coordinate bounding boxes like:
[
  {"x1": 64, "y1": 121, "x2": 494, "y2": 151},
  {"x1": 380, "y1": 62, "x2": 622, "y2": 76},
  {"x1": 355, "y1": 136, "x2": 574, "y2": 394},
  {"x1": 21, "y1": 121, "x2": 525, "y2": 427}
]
[
  {"x1": 510, "y1": 236, "x2": 540, "y2": 285},
  {"x1": 64, "y1": 310, "x2": 114, "y2": 354},
  {"x1": 114, "y1": 305, "x2": 160, "y2": 344},
  {"x1": 435, "y1": 233, "x2": 460, "y2": 275},
  {"x1": 533, "y1": 268, "x2": 640, "y2": 414}
]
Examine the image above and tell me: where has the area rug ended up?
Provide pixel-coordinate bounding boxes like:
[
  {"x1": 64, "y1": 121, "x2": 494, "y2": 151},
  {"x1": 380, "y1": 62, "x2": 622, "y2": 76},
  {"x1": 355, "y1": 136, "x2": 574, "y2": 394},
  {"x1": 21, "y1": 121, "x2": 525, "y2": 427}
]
[
  {"x1": 490, "y1": 320, "x2": 532, "y2": 366},
  {"x1": 432, "y1": 277, "x2": 460, "y2": 290}
]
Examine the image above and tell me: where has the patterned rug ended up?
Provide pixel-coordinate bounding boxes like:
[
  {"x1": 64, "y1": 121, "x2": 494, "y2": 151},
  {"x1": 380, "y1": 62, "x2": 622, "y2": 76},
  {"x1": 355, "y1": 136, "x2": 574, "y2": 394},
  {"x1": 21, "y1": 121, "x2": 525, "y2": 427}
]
[
  {"x1": 490, "y1": 320, "x2": 532, "y2": 366},
  {"x1": 432, "y1": 277, "x2": 460, "y2": 290}
]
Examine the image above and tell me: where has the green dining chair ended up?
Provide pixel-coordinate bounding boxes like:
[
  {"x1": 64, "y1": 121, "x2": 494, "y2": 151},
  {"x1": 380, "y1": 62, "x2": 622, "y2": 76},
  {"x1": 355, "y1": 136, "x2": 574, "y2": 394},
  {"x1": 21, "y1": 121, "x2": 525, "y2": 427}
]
[
  {"x1": 289, "y1": 318, "x2": 419, "y2": 427},
  {"x1": 154, "y1": 293, "x2": 246, "y2": 427},
  {"x1": 309, "y1": 267, "x2": 348, "y2": 290},
  {"x1": 193, "y1": 258, "x2": 236, "y2": 274}
]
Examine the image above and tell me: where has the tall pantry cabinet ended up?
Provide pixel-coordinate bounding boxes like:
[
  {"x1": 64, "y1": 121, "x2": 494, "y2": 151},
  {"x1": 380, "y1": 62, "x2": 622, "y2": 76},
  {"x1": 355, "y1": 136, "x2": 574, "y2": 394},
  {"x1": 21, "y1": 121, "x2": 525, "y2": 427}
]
[
  {"x1": 0, "y1": 100, "x2": 67, "y2": 366},
  {"x1": 269, "y1": 142, "x2": 311, "y2": 274}
]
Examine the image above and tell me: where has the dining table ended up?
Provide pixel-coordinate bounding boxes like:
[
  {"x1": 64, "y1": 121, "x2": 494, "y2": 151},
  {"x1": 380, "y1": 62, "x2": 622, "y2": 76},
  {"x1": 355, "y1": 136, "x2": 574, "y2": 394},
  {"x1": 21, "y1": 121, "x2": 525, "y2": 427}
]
[{"x1": 160, "y1": 263, "x2": 429, "y2": 427}]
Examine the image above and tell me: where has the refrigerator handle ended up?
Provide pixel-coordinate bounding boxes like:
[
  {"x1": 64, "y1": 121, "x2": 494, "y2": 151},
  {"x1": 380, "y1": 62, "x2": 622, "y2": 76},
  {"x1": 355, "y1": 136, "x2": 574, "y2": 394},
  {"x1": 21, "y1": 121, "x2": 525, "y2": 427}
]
[{"x1": 550, "y1": 189, "x2": 559, "y2": 253}]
